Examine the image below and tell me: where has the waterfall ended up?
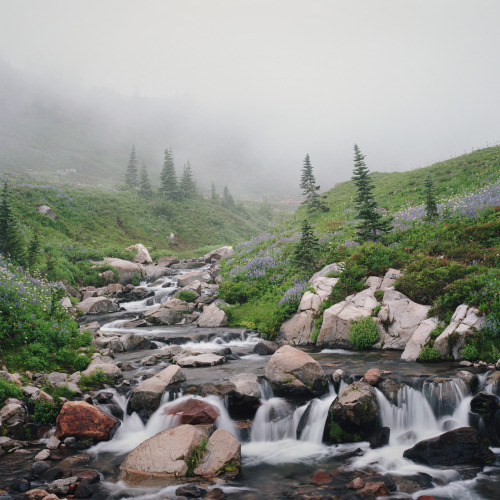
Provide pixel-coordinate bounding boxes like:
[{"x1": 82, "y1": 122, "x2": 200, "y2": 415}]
[{"x1": 422, "y1": 378, "x2": 468, "y2": 419}]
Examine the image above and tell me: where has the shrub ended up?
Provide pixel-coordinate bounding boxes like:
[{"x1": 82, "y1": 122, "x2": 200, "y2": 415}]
[
  {"x1": 0, "y1": 379, "x2": 23, "y2": 406},
  {"x1": 460, "y1": 343, "x2": 480, "y2": 362},
  {"x1": 78, "y1": 370, "x2": 113, "y2": 391},
  {"x1": 349, "y1": 317, "x2": 379, "y2": 349},
  {"x1": 417, "y1": 346, "x2": 441, "y2": 362},
  {"x1": 218, "y1": 278, "x2": 251, "y2": 304},
  {"x1": 33, "y1": 400, "x2": 59, "y2": 426},
  {"x1": 176, "y1": 290, "x2": 197, "y2": 303}
]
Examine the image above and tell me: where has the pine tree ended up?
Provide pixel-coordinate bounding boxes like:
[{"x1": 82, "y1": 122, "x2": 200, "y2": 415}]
[
  {"x1": 180, "y1": 161, "x2": 197, "y2": 199},
  {"x1": 351, "y1": 144, "x2": 392, "y2": 242},
  {"x1": 160, "y1": 147, "x2": 180, "y2": 201},
  {"x1": 125, "y1": 145, "x2": 138, "y2": 189},
  {"x1": 300, "y1": 154, "x2": 326, "y2": 212},
  {"x1": 222, "y1": 185, "x2": 235, "y2": 207},
  {"x1": 211, "y1": 182, "x2": 219, "y2": 202},
  {"x1": 0, "y1": 182, "x2": 26, "y2": 263},
  {"x1": 139, "y1": 162, "x2": 153, "y2": 198},
  {"x1": 292, "y1": 219, "x2": 320, "y2": 275},
  {"x1": 27, "y1": 232, "x2": 41, "y2": 270},
  {"x1": 424, "y1": 173, "x2": 438, "y2": 221}
]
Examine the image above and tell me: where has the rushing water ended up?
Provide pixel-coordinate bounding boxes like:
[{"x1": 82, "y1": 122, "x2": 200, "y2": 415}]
[{"x1": 82, "y1": 268, "x2": 500, "y2": 500}]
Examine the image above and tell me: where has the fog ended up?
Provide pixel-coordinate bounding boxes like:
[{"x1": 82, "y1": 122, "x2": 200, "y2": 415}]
[{"x1": 1, "y1": 0, "x2": 499, "y2": 199}]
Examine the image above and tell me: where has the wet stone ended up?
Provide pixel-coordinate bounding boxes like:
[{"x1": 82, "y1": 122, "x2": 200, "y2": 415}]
[{"x1": 175, "y1": 484, "x2": 208, "y2": 497}]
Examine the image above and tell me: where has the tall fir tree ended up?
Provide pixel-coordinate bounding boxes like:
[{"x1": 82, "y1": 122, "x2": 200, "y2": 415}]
[
  {"x1": 300, "y1": 154, "x2": 326, "y2": 212},
  {"x1": 424, "y1": 173, "x2": 438, "y2": 221},
  {"x1": 139, "y1": 162, "x2": 153, "y2": 198},
  {"x1": 180, "y1": 161, "x2": 197, "y2": 199},
  {"x1": 26, "y1": 232, "x2": 41, "y2": 270},
  {"x1": 125, "y1": 145, "x2": 138, "y2": 189},
  {"x1": 160, "y1": 147, "x2": 180, "y2": 200},
  {"x1": 351, "y1": 144, "x2": 392, "y2": 242},
  {"x1": 0, "y1": 182, "x2": 26, "y2": 263},
  {"x1": 222, "y1": 185, "x2": 235, "y2": 207},
  {"x1": 211, "y1": 182, "x2": 219, "y2": 202},
  {"x1": 292, "y1": 219, "x2": 320, "y2": 275}
]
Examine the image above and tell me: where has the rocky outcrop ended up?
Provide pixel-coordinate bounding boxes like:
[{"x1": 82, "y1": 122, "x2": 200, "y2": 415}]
[
  {"x1": 76, "y1": 297, "x2": 119, "y2": 315},
  {"x1": 433, "y1": 304, "x2": 484, "y2": 359},
  {"x1": 193, "y1": 429, "x2": 241, "y2": 477},
  {"x1": 166, "y1": 398, "x2": 220, "y2": 425},
  {"x1": 265, "y1": 345, "x2": 327, "y2": 399},
  {"x1": 104, "y1": 258, "x2": 141, "y2": 285},
  {"x1": 37, "y1": 205, "x2": 57, "y2": 220},
  {"x1": 204, "y1": 246, "x2": 234, "y2": 263},
  {"x1": 401, "y1": 318, "x2": 440, "y2": 361},
  {"x1": 197, "y1": 303, "x2": 228, "y2": 328},
  {"x1": 55, "y1": 401, "x2": 120, "y2": 441},
  {"x1": 323, "y1": 381, "x2": 379, "y2": 444},
  {"x1": 279, "y1": 311, "x2": 316, "y2": 346},
  {"x1": 403, "y1": 427, "x2": 495, "y2": 466},
  {"x1": 126, "y1": 243, "x2": 153, "y2": 264},
  {"x1": 128, "y1": 365, "x2": 186, "y2": 418},
  {"x1": 119, "y1": 425, "x2": 207, "y2": 480}
]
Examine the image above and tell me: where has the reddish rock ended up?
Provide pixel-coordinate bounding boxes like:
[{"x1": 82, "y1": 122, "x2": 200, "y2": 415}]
[
  {"x1": 346, "y1": 477, "x2": 365, "y2": 489},
  {"x1": 71, "y1": 468, "x2": 100, "y2": 483},
  {"x1": 25, "y1": 489, "x2": 49, "y2": 500},
  {"x1": 361, "y1": 481, "x2": 390, "y2": 497},
  {"x1": 41, "y1": 495, "x2": 59, "y2": 500},
  {"x1": 166, "y1": 398, "x2": 220, "y2": 425},
  {"x1": 363, "y1": 368, "x2": 381, "y2": 386},
  {"x1": 311, "y1": 472, "x2": 333, "y2": 485},
  {"x1": 417, "y1": 497, "x2": 436, "y2": 500},
  {"x1": 55, "y1": 401, "x2": 120, "y2": 441}
]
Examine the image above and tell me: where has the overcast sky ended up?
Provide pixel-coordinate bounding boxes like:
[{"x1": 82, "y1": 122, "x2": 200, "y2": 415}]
[{"x1": 1, "y1": 0, "x2": 499, "y2": 193}]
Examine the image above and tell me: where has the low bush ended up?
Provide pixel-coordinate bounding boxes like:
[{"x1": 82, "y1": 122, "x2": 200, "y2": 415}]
[
  {"x1": 460, "y1": 315, "x2": 500, "y2": 363},
  {"x1": 348, "y1": 317, "x2": 379, "y2": 349},
  {"x1": 176, "y1": 290, "x2": 198, "y2": 303},
  {"x1": 417, "y1": 346, "x2": 441, "y2": 362},
  {"x1": 78, "y1": 370, "x2": 113, "y2": 391},
  {"x1": 0, "y1": 379, "x2": 23, "y2": 406},
  {"x1": 33, "y1": 399, "x2": 59, "y2": 426}
]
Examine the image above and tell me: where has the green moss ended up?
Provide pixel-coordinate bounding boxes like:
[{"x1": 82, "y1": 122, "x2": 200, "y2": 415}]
[{"x1": 186, "y1": 439, "x2": 208, "y2": 476}]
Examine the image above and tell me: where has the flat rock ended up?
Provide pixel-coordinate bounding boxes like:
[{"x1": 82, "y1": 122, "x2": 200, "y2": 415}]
[{"x1": 174, "y1": 352, "x2": 226, "y2": 367}]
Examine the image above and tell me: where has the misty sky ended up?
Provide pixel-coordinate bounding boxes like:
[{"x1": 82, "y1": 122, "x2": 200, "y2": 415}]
[{"x1": 1, "y1": 0, "x2": 499, "y2": 194}]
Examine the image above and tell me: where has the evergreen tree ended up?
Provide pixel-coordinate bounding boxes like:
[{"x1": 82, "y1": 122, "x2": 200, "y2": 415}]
[
  {"x1": 160, "y1": 147, "x2": 180, "y2": 200},
  {"x1": 27, "y1": 232, "x2": 41, "y2": 270},
  {"x1": 292, "y1": 219, "x2": 320, "y2": 275},
  {"x1": 139, "y1": 162, "x2": 153, "y2": 197},
  {"x1": 180, "y1": 161, "x2": 197, "y2": 199},
  {"x1": 300, "y1": 154, "x2": 326, "y2": 212},
  {"x1": 351, "y1": 144, "x2": 393, "y2": 242},
  {"x1": 211, "y1": 182, "x2": 219, "y2": 202},
  {"x1": 222, "y1": 185, "x2": 235, "y2": 207},
  {"x1": 424, "y1": 173, "x2": 438, "y2": 221},
  {"x1": 0, "y1": 182, "x2": 26, "y2": 263},
  {"x1": 125, "y1": 145, "x2": 138, "y2": 189}
]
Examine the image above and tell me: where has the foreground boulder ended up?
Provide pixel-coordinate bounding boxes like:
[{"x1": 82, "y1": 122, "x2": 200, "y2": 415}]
[
  {"x1": 128, "y1": 365, "x2": 186, "y2": 419},
  {"x1": 55, "y1": 401, "x2": 120, "y2": 441},
  {"x1": 403, "y1": 427, "x2": 495, "y2": 466},
  {"x1": 323, "y1": 381, "x2": 379, "y2": 444},
  {"x1": 119, "y1": 425, "x2": 206, "y2": 480},
  {"x1": 265, "y1": 345, "x2": 327, "y2": 399}
]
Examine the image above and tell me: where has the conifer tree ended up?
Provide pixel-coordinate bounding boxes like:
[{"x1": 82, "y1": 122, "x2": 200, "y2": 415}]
[
  {"x1": 351, "y1": 144, "x2": 392, "y2": 242},
  {"x1": 139, "y1": 162, "x2": 153, "y2": 198},
  {"x1": 180, "y1": 161, "x2": 197, "y2": 199},
  {"x1": 292, "y1": 219, "x2": 320, "y2": 275},
  {"x1": 222, "y1": 185, "x2": 235, "y2": 207},
  {"x1": 300, "y1": 154, "x2": 326, "y2": 212},
  {"x1": 211, "y1": 182, "x2": 219, "y2": 202},
  {"x1": 0, "y1": 182, "x2": 26, "y2": 263},
  {"x1": 27, "y1": 232, "x2": 41, "y2": 270},
  {"x1": 424, "y1": 173, "x2": 438, "y2": 221},
  {"x1": 160, "y1": 147, "x2": 180, "y2": 200},
  {"x1": 125, "y1": 145, "x2": 138, "y2": 189}
]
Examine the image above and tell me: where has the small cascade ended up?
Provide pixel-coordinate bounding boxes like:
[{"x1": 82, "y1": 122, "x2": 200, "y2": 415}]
[
  {"x1": 180, "y1": 331, "x2": 260, "y2": 351},
  {"x1": 258, "y1": 380, "x2": 274, "y2": 401},
  {"x1": 250, "y1": 398, "x2": 298, "y2": 442},
  {"x1": 422, "y1": 377, "x2": 468, "y2": 419}
]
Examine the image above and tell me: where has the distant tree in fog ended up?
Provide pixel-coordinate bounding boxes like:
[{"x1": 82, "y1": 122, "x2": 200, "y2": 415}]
[
  {"x1": 139, "y1": 162, "x2": 153, "y2": 197},
  {"x1": 160, "y1": 147, "x2": 180, "y2": 201},
  {"x1": 180, "y1": 161, "x2": 197, "y2": 199},
  {"x1": 222, "y1": 185, "x2": 235, "y2": 207},
  {"x1": 300, "y1": 154, "x2": 327, "y2": 212},
  {"x1": 125, "y1": 145, "x2": 138, "y2": 189},
  {"x1": 424, "y1": 173, "x2": 438, "y2": 221}
]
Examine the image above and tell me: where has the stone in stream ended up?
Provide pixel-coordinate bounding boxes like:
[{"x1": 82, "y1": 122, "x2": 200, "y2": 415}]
[
  {"x1": 323, "y1": 381, "x2": 380, "y2": 444},
  {"x1": 128, "y1": 365, "x2": 186, "y2": 419},
  {"x1": 166, "y1": 398, "x2": 220, "y2": 425},
  {"x1": 82, "y1": 363, "x2": 123, "y2": 383},
  {"x1": 76, "y1": 296, "x2": 119, "y2": 315},
  {"x1": 197, "y1": 303, "x2": 229, "y2": 328},
  {"x1": 173, "y1": 352, "x2": 225, "y2": 367},
  {"x1": 143, "y1": 298, "x2": 195, "y2": 325},
  {"x1": 264, "y1": 345, "x2": 328, "y2": 400},
  {"x1": 253, "y1": 340, "x2": 279, "y2": 355},
  {"x1": 403, "y1": 427, "x2": 495, "y2": 466},
  {"x1": 104, "y1": 257, "x2": 141, "y2": 285},
  {"x1": 228, "y1": 373, "x2": 261, "y2": 418},
  {"x1": 55, "y1": 401, "x2": 120, "y2": 441},
  {"x1": 469, "y1": 392, "x2": 500, "y2": 446}
]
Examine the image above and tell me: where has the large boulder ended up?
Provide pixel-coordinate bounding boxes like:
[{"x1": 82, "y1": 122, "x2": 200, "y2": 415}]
[
  {"x1": 265, "y1": 345, "x2": 327, "y2": 399},
  {"x1": 401, "y1": 317, "x2": 440, "y2": 361},
  {"x1": 193, "y1": 429, "x2": 241, "y2": 477},
  {"x1": 119, "y1": 425, "x2": 206, "y2": 481},
  {"x1": 470, "y1": 392, "x2": 500, "y2": 446},
  {"x1": 433, "y1": 305, "x2": 484, "y2": 359},
  {"x1": 120, "y1": 333, "x2": 155, "y2": 352},
  {"x1": 173, "y1": 352, "x2": 226, "y2": 368},
  {"x1": 228, "y1": 373, "x2": 261, "y2": 418},
  {"x1": 143, "y1": 298, "x2": 195, "y2": 325},
  {"x1": 126, "y1": 243, "x2": 153, "y2": 264},
  {"x1": 55, "y1": 401, "x2": 120, "y2": 441},
  {"x1": 165, "y1": 398, "x2": 220, "y2": 425},
  {"x1": 76, "y1": 297, "x2": 119, "y2": 315},
  {"x1": 157, "y1": 256, "x2": 180, "y2": 267},
  {"x1": 0, "y1": 403, "x2": 27, "y2": 427},
  {"x1": 128, "y1": 365, "x2": 186, "y2": 418},
  {"x1": 104, "y1": 258, "x2": 142, "y2": 285},
  {"x1": 178, "y1": 271, "x2": 211, "y2": 287},
  {"x1": 403, "y1": 427, "x2": 495, "y2": 466},
  {"x1": 253, "y1": 340, "x2": 279, "y2": 356},
  {"x1": 323, "y1": 381, "x2": 379, "y2": 444},
  {"x1": 197, "y1": 303, "x2": 228, "y2": 328},
  {"x1": 82, "y1": 363, "x2": 123, "y2": 383},
  {"x1": 204, "y1": 246, "x2": 234, "y2": 263},
  {"x1": 37, "y1": 205, "x2": 57, "y2": 220}
]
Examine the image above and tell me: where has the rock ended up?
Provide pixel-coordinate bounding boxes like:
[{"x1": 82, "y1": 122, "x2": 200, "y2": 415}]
[
  {"x1": 120, "y1": 333, "x2": 154, "y2": 351},
  {"x1": 197, "y1": 303, "x2": 228, "y2": 328},
  {"x1": 37, "y1": 391, "x2": 54, "y2": 404},
  {"x1": 31, "y1": 461, "x2": 51, "y2": 476},
  {"x1": 370, "y1": 427, "x2": 390, "y2": 448},
  {"x1": 403, "y1": 427, "x2": 495, "y2": 466},
  {"x1": 126, "y1": 243, "x2": 153, "y2": 264},
  {"x1": 401, "y1": 318, "x2": 440, "y2": 361},
  {"x1": 157, "y1": 256, "x2": 180, "y2": 267},
  {"x1": 25, "y1": 489, "x2": 49, "y2": 500},
  {"x1": 119, "y1": 425, "x2": 206, "y2": 480},
  {"x1": 46, "y1": 476, "x2": 79, "y2": 496},
  {"x1": 194, "y1": 429, "x2": 241, "y2": 477},
  {"x1": 434, "y1": 304, "x2": 484, "y2": 359},
  {"x1": 456, "y1": 370, "x2": 478, "y2": 393},
  {"x1": 46, "y1": 435, "x2": 60, "y2": 450},
  {"x1": 323, "y1": 382, "x2": 379, "y2": 444},
  {"x1": 346, "y1": 477, "x2": 365, "y2": 489},
  {"x1": 279, "y1": 310, "x2": 315, "y2": 345},
  {"x1": 174, "y1": 352, "x2": 226, "y2": 367},
  {"x1": 253, "y1": 340, "x2": 279, "y2": 355},
  {"x1": 166, "y1": 398, "x2": 220, "y2": 425},
  {"x1": 0, "y1": 403, "x2": 27, "y2": 426},
  {"x1": 470, "y1": 392, "x2": 500, "y2": 446},
  {"x1": 204, "y1": 246, "x2": 234, "y2": 263},
  {"x1": 178, "y1": 271, "x2": 210, "y2": 287},
  {"x1": 360, "y1": 481, "x2": 390, "y2": 497},
  {"x1": 40, "y1": 495, "x2": 58, "y2": 500},
  {"x1": 37, "y1": 205, "x2": 57, "y2": 219},
  {"x1": 71, "y1": 468, "x2": 101, "y2": 483},
  {"x1": 362, "y1": 368, "x2": 381, "y2": 386},
  {"x1": 144, "y1": 298, "x2": 195, "y2": 325},
  {"x1": 175, "y1": 484, "x2": 207, "y2": 498},
  {"x1": 55, "y1": 401, "x2": 120, "y2": 441},
  {"x1": 205, "y1": 487, "x2": 226, "y2": 499},
  {"x1": 76, "y1": 297, "x2": 119, "y2": 315},
  {"x1": 265, "y1": 345, "x2": 327, "y2": 399},
  {"x1": 82, "y1": 363, "x2": 122, "y2": 383},
  {"x1": 128, "y1": 365, "x2": 186, "y2": 417},
  {"x1": 309, "y1": 262, "x2": 342, "y2": 282},
  {"x1": 34, "y1": 449, "x2": 51, "y2": 461},
  {"x1": 228, "y1": 373, "x2": 261, "y2": 418},
  {"x1": 104, "y1": 257, "x2": 141, "y2": 285}
]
